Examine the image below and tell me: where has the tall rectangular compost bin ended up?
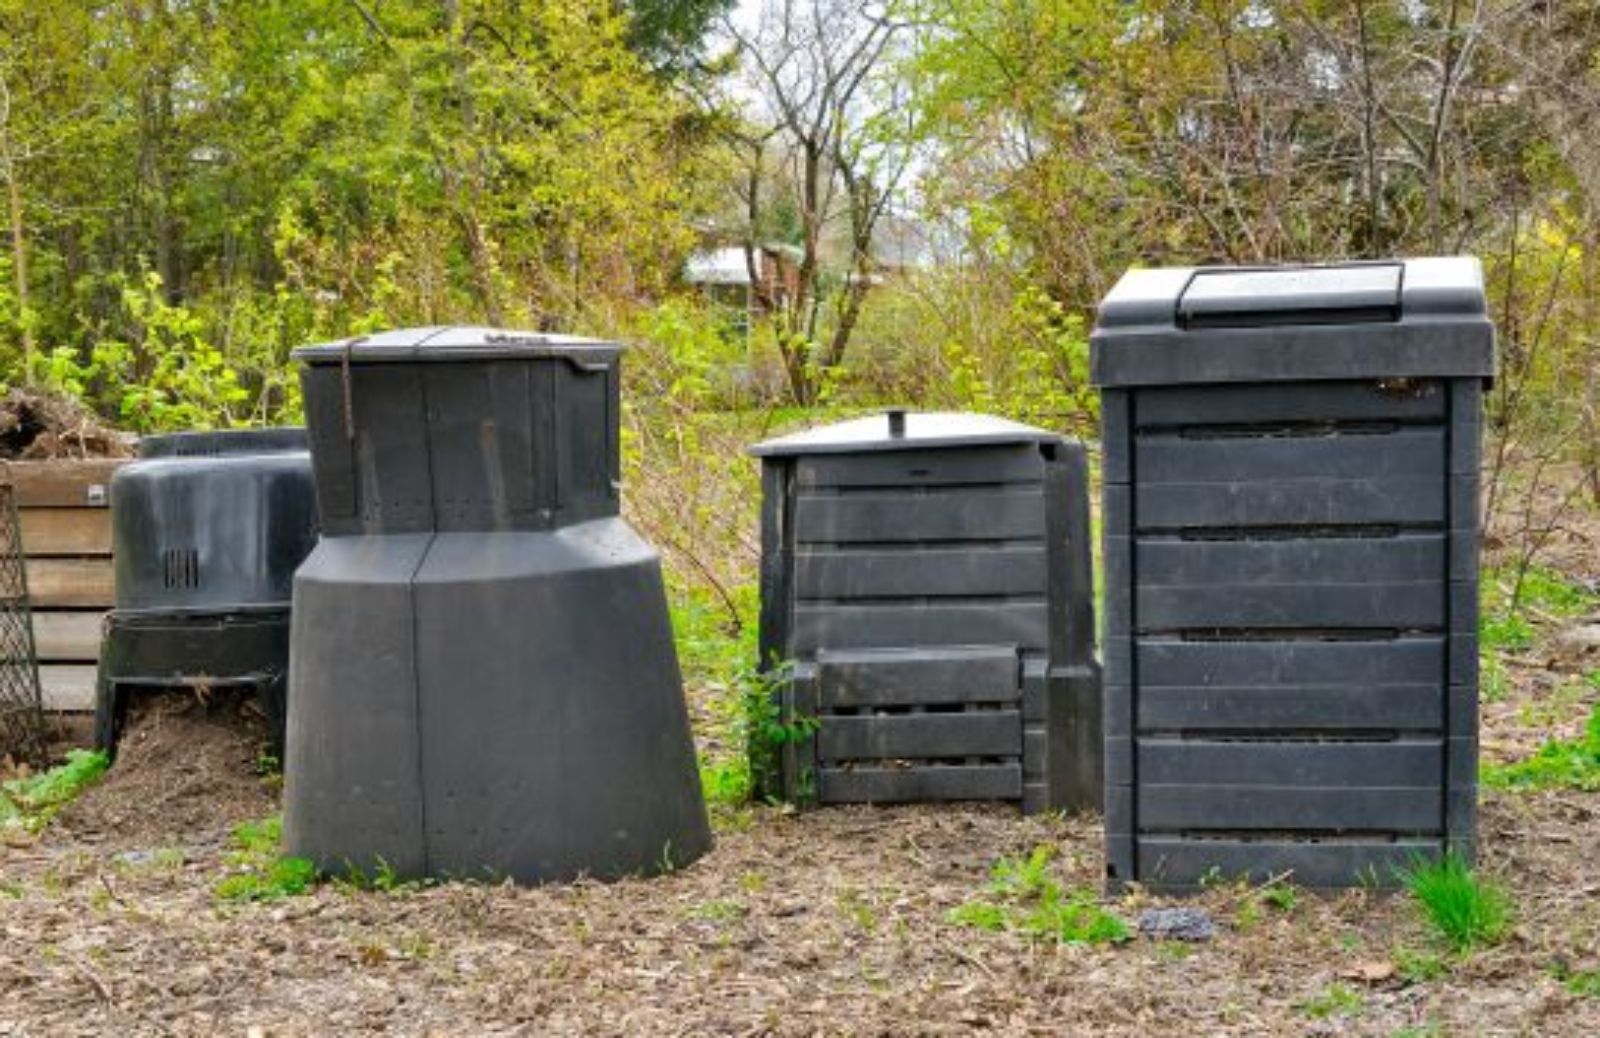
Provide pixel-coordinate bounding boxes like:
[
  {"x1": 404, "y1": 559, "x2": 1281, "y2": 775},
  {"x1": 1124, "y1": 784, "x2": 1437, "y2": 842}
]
[
  {"x1": 283, "y1": 327, "x2": 711, "y2": 884},
  {"x1": 751, "y1": 410, "x2": 1101, "y2": 813},
  {"x1": 1091, "y1": 258, "x2": 1495, "y2": 890}
]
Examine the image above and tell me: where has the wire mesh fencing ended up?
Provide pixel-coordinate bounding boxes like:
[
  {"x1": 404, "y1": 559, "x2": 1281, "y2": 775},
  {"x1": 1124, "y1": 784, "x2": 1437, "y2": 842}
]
[{"x1": 0, "y1": 481, "x2": 46, "y2": 765}]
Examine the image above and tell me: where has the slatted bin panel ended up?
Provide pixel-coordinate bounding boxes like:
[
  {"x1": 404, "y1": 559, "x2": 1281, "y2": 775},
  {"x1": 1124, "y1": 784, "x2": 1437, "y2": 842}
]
[
  {"x1": 8, "y1": 459, "x2": 126, "y2": 710},
  {"x1": 753, "y1": 413, "x2": 1102, "y2": 813},
  {"x1": 1102, "y1": 378, "x2": 1480, "y2": 889}
]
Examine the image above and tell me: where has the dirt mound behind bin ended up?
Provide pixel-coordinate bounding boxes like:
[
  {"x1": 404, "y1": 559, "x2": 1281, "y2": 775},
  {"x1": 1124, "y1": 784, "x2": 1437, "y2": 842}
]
[
  {"x1": 0, "y1": 388, "x2": 134, "y2": 460},
  {"x1": 50, "y1": 690, "x2": 277, "y2": 849}
]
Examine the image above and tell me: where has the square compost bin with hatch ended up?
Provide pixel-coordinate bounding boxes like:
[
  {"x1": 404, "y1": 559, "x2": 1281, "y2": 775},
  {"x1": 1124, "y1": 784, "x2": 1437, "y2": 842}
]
[
  {"x1": 1091, "y1": 258, "x2": 1496, "y2": 891},
  {"x1": 750, "y1": 410, "x2": 1102, "y2": 813}
]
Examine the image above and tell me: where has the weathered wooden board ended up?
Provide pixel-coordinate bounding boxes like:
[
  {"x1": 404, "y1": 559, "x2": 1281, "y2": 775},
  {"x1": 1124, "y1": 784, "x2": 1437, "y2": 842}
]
[
  {"x1": 24, "y1": 558, "x2": 116, "y2": 608},
  {"x1": 4, "y1": 459, "x2": 124, "y2": 508},
  {"x1": 38, "y1": 664, "x2": 97, "y2": 712},
  {"x1": 18, "y1": 508, "x2": 112, "y2": 555},
  {"x1": 32, "y1": 611, "x2": 105, "y2": 661}
]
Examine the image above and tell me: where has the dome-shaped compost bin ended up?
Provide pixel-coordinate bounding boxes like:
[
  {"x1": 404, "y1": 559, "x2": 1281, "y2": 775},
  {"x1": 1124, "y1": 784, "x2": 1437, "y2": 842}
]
[
  {"x1": 283, "y1": 326, "x2": 711, "y2": 884},
  {"x1": 94, "y1": 427, "x2": 318, "y2": 758}
]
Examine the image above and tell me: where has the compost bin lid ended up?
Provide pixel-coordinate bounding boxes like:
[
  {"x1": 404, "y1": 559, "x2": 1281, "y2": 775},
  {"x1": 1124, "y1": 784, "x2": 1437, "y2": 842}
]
[
  {"x1": 293, "y1": 326, "x2": 620, "y2": 366},
  {"x1": 139, "y1": 427, "x2": 307, "y2": 459},
  {"x1": 749, "y1": 410, "x2": 1062, "y2": 457},
  {"x1": 1091, "y1": 256, "x2": 1496, "y2": 386}
]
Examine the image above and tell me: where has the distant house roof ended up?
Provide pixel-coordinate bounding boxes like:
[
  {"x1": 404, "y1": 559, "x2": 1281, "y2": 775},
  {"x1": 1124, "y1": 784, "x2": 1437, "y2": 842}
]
[
  {"x1": 686, "y1": 247, "x2": 752, "y2": 286},
  {"x1": 685, "y1": 243, "x2": 804, "y2": 286}
]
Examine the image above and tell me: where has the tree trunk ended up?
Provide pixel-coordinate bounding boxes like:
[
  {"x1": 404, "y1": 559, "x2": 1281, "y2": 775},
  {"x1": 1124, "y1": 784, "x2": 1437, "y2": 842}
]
[
  {"x1": 2, "y1": 140, "x2": 32, "y2": 376},
  {"x1": 442, "y1": 0, "x2": 505, "y2": 326}
]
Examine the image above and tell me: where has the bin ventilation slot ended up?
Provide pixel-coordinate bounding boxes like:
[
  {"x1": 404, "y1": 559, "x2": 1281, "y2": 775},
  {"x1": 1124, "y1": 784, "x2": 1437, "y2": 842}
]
[
  {"x1": 162, "y1": 548, "x2": 201, "y2": 590},
  {"x1": 1177, "y1": 264, "x2": 1403, "y2": 329},
  {"x1": 1176, "y1": 627, "x2": 1406, "y2": 643}
]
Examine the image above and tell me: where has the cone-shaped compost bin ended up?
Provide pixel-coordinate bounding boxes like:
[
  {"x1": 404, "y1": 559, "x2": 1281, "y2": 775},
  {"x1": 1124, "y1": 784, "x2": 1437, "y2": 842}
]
[{"x1": 283, "y1": 327, "x2": 711, "y2": 883}]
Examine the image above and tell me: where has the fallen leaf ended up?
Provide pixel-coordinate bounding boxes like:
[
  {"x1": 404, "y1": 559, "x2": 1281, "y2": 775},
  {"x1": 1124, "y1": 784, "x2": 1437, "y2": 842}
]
[{"x1": 1338, "y1": 960, "x2": 1396, "y2": 984}]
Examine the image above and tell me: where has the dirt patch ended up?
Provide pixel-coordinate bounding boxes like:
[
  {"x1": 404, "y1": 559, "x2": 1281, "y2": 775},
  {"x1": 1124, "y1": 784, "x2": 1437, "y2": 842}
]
[
  {"x1": 48, "y1": 690, "x2": 276, "y2": 850},
  {"x1": 0, "y1": 388, "x2": 133, "y2": 460}
]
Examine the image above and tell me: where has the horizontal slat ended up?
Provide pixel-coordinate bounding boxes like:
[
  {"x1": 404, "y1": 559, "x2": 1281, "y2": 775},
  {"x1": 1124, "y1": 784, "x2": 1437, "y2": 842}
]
[
  {"x1": 1138, "y1": 533, "x2": 1444, "y2": 585},
  {"x1": 1138, "y1": 785, "x2": 1441, "y2": 832},
  {"x1": 1137, "y1": 476, "x2": 1443, "y2": 529},
  {"x1": 797, "y1": 447, "x2": 1043, "y2": 488},
  {"x1": 793, "y1": 603, "x2": 1047, "y2": 652},
  {"x1": 1136, "y1": 536, "x2": 1445, "y2": 629},
  {"x1": 818, "y1": 711, "x2": 1021, "y2": 761},
  {"x1": 23, "y1": 558, "x2": 115, "y2": 608},
  {"x1": 817, "y1": 645, "x2": 1019, "y2": 707},
  {"x1": 797, "y1": 546, "x2": 1046, "y2": 599},
  {"x1": 18, "y1": 508, "x2": 113, "y2": 555},
  {"x1": 1138, "y1": 684, "x2": 1443, "y2": 732},
  {"x1": 40, "y1": 664, "x2": 97, "y2": 711},
  {"x1": 1137, "y1": 426, "x2": 1443, "y2": 483},
  {"x1": 1138, "y1": 636, "x2": 1445, "y2": 687},
  {"x1": 794, "y1": 489, "x2": 1046, "y2": 543},
  {"x1": 4, "y1": 460, "x2": 125, "y2": 508},
  {"x1": 1133, "y1": 381, "x2": 1447, "y2": 427},
  {"x1": 818, "y1": 764, "x2": 1021, "y2": 803},
  {"x1": 1137, "y1": 738, "x2": 1443, "y2": 787},
  {"x1": 1136, "y1": 837, "x2": 1441, "y2": 888},
  {"x1": 1134, "y1": 426, "x2": 1445, "y2": 529},
  {"x1": 32, "y1": 611, "x2": 106, "y2": 661}
]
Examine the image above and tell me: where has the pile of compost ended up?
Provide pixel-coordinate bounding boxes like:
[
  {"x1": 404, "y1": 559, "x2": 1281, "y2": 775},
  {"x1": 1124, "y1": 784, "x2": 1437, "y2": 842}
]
[
  {"x1": 49, "y1": 690, "x2": 276, "y2": 848},
  {"x1": 0, "y1": 388, "x2": 134, "y2": 460}
]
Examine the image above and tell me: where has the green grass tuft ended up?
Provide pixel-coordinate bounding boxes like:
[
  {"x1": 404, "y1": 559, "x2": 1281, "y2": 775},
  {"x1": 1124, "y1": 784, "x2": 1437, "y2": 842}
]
[
  {"x1": 0, "y1": 749, "x2": 109, "y2": 832},
  {"x1": 1398, "y1": 853, "x2": 1512, "y2": 953},
  {"x1": 1482, "y1": 704, "x2": 1600, "y2": 792},
  {"x1": 948, "y1": 845, "x2": 1129, "y2": 946}
]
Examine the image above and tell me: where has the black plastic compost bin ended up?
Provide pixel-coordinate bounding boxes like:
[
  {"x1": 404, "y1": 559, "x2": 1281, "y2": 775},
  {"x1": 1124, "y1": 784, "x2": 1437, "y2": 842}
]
[
  {"x1": 1091, "y1": 258, "x2": 1495, "y2": 890},
  {"x1": 751, "y1": 410, "x2": 1101, "y2": 812},
  {"x1": 94, "y1": 428, "x2": 318, "y2": 760},
  {"x1": 282, "y1": 326, "x2": 711, "y2": 884}
]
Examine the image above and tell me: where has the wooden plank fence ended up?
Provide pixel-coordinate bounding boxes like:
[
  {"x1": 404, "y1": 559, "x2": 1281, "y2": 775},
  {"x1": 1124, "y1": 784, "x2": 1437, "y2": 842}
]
[{"x1": 4, "y1": 459, "x2": 125, "y2": 711}]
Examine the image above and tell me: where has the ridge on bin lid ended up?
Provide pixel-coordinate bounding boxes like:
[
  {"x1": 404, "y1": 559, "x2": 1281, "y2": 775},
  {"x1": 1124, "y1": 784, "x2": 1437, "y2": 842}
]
[
  {"x1": 749, "y1": 409, "x2": 1062, "y2": 456},
  {"x1": 1094, "y1": 256, "x2": 1488, "y2": 331},
  {"x1": 292, "y1": 325, "x2": 621, "y2": 364}
]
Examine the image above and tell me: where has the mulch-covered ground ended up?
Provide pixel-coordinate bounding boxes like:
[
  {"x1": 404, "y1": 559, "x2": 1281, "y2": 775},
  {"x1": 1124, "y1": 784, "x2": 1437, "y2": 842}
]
[
  {"x1": 1, "y1": 459, "x2": 1597, "y2": 1035},
  {"x1": 0, "y1": 785, "x2": 1596, "y2": 1035}
]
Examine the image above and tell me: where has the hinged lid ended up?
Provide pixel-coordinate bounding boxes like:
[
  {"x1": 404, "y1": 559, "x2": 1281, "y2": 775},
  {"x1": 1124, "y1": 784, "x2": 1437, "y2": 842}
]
[
  {"x1": 293, "y1": 326, "x2": 619, "y2": 368},
  {"x1": 1092, "y1": 257, "x2": 1496, "y2": 387},
  {"x1": 1178, "y1": 264, "x2": 1401, "y2": 328},
  {"x1": 749, "y1": 411, "x2": 1062, "y2": 457}
]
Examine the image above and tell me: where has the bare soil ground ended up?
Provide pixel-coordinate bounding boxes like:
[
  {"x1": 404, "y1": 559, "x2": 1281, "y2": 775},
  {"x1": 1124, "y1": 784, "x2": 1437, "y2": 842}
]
[{"x1": 1, "y1": 455, "x2": 1597, "y2": 1036}]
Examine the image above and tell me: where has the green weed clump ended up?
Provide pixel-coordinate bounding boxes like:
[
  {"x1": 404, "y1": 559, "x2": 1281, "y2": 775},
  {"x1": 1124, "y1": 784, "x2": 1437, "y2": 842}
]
[
  {"x1": 948, "y1": 845, "x2": 1129, "y2": 946},
  {"x1": 1296, "y1": 982, "x2": 1363, "y2": 1020},
  {"x1": 1553, "y1": 963, "x2": 1600, "y2": 999},
  {"x1": 0, "y1": 749, "x2": 109, "y2": 832},
  {"x1": 213, "y1": 815, "x2": 319, "y2": 903},
  {"x1": 1398, "y1": 853, "x2": 1513, "y2": 954},
  {"x1": 1482, "y1": 704, "x2": 1600, "y2": 792}
]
